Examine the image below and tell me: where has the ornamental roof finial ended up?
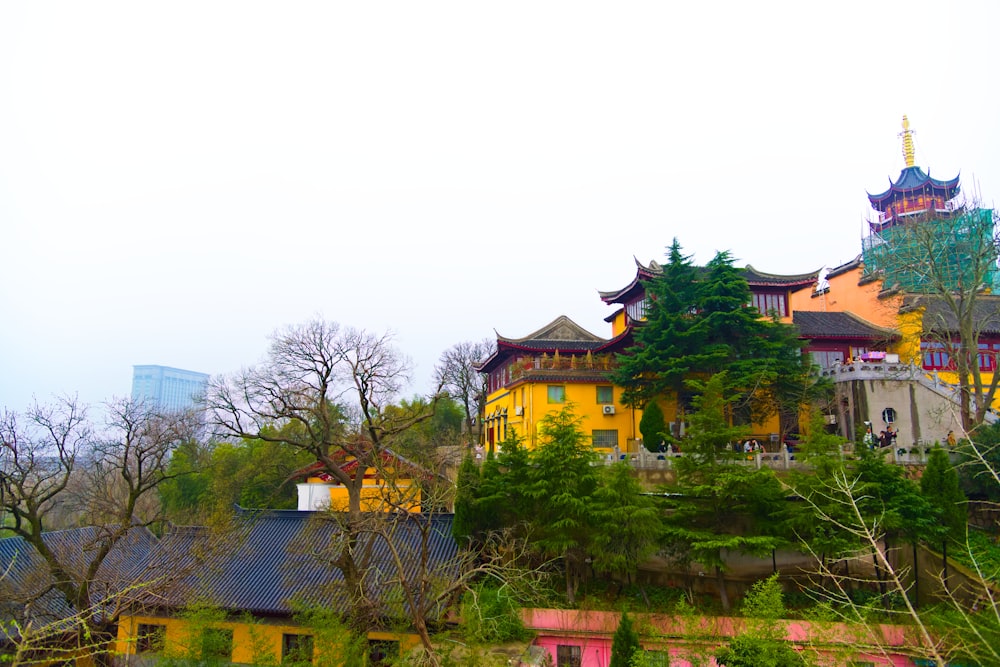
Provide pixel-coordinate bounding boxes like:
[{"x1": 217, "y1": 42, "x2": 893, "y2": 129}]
[{"x1": 899, "y1": 115, "x2": 915, "y2": 168}]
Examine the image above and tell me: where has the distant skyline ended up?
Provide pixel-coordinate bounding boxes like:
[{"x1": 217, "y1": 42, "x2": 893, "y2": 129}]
[{"x1": 3, "y1": 1, "x2": 999, "y2": 412}]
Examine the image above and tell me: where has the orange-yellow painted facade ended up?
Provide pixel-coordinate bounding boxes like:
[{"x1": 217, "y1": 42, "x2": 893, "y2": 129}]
[
  {"x1": 483, "y1": 362, "x2": 640, "y2": 453},
  {"x1": 607, "y1": 309, "x2": 628, "y2": 338},
  {"x1": 789, "y1": 264, "x2": 902, "y2": 329},
  {"x1": 116, "y1": 614, "x2": 420, "y2": 665},
  {"x1": 304, "y1": 469, "x2": 421, "y2": 513}
]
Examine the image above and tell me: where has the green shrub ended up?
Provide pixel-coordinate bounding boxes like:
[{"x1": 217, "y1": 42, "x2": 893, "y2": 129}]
[{"x1": 461, "y1": 584, "x2": 530, "y2": 644}]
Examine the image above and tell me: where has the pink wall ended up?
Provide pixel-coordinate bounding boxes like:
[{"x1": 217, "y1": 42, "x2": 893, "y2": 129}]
[{"x1": 521, "y1": 609, "x2": 919, "y2": 667}]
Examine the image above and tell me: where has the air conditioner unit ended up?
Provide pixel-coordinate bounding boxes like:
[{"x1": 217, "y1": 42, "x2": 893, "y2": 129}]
[
  {"x1": 602, "y1": 405, "x2": 616, "y2": 415},
  {"x1": 514, "y1": 406, "x2": 523, "y2": 416}
]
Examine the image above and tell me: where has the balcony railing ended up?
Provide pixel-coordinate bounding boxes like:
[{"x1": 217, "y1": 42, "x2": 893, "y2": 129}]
[{"x1": 507, "y1": 353, "x2": 619, "y2": 380}]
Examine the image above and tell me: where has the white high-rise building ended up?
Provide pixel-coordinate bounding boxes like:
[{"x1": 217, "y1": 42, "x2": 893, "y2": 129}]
[{"x1": 131, "y1": 365, "x2": 209, "y2": 412}]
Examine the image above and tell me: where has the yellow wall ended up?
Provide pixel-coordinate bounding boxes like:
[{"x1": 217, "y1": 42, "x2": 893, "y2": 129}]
[
  {"x1": 895, "y1": 308, "x2": 925, "y2": 365},
  {"x1": 306, "y1": 472, "x2": 422, "y2": 513},
  {"x1": 116, "y1": 614, "x2": 420, "y2": 665},
  {"x1": 608, "y1": 310, "x2": 628, "y2": 337},
  {"x1": 484, "y1": 379, "x2": 640, "y2": 452}
]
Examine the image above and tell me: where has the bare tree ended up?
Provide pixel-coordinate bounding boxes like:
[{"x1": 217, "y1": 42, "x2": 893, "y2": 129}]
[
  {"x1": 307, "y1": 472, "x2": 549, "y2": 667},
  {"x1": 434, "y1": 339, "x2": 494, "y2": 446},
  {"x1": 206, "y1": 319, "x2": 441, "y2": 629},
  {"x1": 0, "y1": 397, "x2": 197, "y2": 662},
  {"x1": 787, "y1": 425, "x2": 1000, "y2": 666}
]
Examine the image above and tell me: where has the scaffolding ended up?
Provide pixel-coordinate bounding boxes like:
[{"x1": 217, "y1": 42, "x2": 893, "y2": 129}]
[{"x1": 862, "y1": 207, "x2": 1000, "y2": 294}]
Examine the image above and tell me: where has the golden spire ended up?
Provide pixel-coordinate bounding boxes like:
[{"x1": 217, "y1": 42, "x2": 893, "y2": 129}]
[{"x1": 900, "y1": 115, "x2": 915, "y2": 168}]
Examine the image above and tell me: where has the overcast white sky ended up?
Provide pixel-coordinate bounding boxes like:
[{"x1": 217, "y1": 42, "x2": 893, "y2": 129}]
[{"x1": 2, "y1": 1, "x2": 999, "y2": 412}]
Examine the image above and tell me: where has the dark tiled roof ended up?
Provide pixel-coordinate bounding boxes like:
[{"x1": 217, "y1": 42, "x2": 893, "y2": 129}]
[
  {"x1": 597, "y1": 258, "x2": 661, "y2": 302},
  {"x1": 480, "y1": 316, "x2": 612, "y2": 372},
  {"x1": 793, "y1": 311, "x2": 898, "y2": 341},
  {"x1": 742, "y1": 265, "x2": 819, "y2": 288},
  {"x1": 157, "y1": 510, "x2": 459, "y2": 618},
  {"x1": 496, "y1": 315, "x2": 606, "y2": 347},
  {"x1": 0, "y1": 526, "x2": 160, "y2": 640},
  {"x1": 2, "y1": 512, "x2": 460, "y2": 637},
  {"x1": 826, "y1": 255, "x2": 863, "y2": 279},
  {"x1": 599, "y1": 258, "x2": 823, "y2": 304},
  {"x1": 902, "y1": 295, "x2": 1000, "y2": 335}
]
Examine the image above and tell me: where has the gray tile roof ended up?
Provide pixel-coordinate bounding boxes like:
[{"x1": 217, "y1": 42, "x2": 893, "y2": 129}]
[
  {"x1": 902, "y1": 295, "x2": 1000, "y2": 335},
  {"x1": 156, "y1": 510, "x2": 459, "y2": 619},
  {"x1": 793, "y1": 311, "x2": 898, "y2": 340},
  {"x1": 1, "y1": 510, "x2": 460, "y2": 637},
  {"x1": 0, "y1": 526, "x2": 160, "y2": 640}
]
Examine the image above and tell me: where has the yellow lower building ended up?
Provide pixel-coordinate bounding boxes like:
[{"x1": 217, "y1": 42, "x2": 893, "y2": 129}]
[
  {"x1": 478, "y1": 315, "x2": 640, "y2": 453},
  {"x1": 116, "y1": 613, "x2": 418, "y2": 666},
  {"x1": 114, "y1": 510, "x2": 459, "y2": 667}
]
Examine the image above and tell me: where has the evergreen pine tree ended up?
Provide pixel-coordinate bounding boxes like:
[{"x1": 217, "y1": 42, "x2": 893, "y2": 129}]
[
  {"x1": 609, "y1": 612, "x2": 642, "y2": 667},
  {"x1": 920, "y1": 445, "x2": 967, "y2": 585},
  {"x1": 589, "y1": 463, "x2": 661, "y2": 586},
  {"x1": 614, "y1": 239, "x2": 699, "y2": 422},
  {"x1": 524, "y1": 406, "x2": 598, "y2": 604},
  {"x1": 615, "y1": 242, "x2": 810, "y2": 433},
  {"x1": 639, "y1": 400, "x2": 667, "y2": 452},
  {"x1": 452, "y1": 453, "x2": 482, "y2": 543},
  {"x1": 663, "y1": 374, "x2": 785, "y2": 612}
]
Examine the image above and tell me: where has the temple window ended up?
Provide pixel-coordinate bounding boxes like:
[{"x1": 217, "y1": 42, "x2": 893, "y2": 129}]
[
  {"x1": 810, "y1": 350, "x2": 844, "y2": 368},
  {"x1": 368, "y1": 640, "x2": 400, "y2": 666},
  {"x1": 626, "y1": 297, "x2": 647, "y2": 322},
  {"x1": 751, "y1": 292, "x2": 786, "y2": 317},
  {"x1": 978, "y1": 343, "x2": 1000, "y2": 371},
  {"x1": 136, "y1": 624, "x2": 166, "y2": 654},
  {"x1": 592, "y1": 429, "x2": 619, "y2": 448},
  {"x1": 200, "y1": 629, "x2": 233, "y2": 662},
  {"x1": 547, "y1": 385, "x2": 566, "y2": 404},
  {"x1": 282, "y1": 634, "x2": 314, "y2": 664},
  {"x1": 921, "y1": 342, "x2": 950, "y2": 370},
  {"x1": 596, "y1": 386, "x2": 614, "y2": 404}
]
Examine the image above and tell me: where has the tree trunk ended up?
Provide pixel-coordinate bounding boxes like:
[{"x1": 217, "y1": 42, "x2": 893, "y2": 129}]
[
  {"x1": 565, "y1": 562, "x2": 576, "y2": 605},
  {"x1": 413, "y1": 617, "x2": 440, "y2": 667},
  {"x1": 715, "y1": 565, "x2": 730, "y2": 612}
]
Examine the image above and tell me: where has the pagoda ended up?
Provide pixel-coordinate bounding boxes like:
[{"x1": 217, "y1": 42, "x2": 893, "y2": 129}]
[
  {"x1": 863, "y1": 115, "x2": 997, "y2": 294},
  {"x1": 866, "y1": 115, "x2": 961, "y2": 232}
]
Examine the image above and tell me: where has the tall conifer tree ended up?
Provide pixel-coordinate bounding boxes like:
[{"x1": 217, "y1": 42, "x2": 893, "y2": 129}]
[
  {"x1": 921, "y1": 446, "x2": 967, "y2": 584},
  {"x1": 609, "y1": 612, "x2": 642, "y2": 667},
  {"x1": 615, "y1": 242, "x2": 810, "y2": 432}
]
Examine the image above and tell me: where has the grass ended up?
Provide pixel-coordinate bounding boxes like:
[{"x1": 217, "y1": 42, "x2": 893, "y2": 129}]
[{"x1": 950, "y1": 528, "x2": 1000, "y2": 583}]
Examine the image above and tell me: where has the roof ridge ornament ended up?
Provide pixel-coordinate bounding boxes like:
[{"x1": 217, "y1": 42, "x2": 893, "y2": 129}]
[{"x1": 900, "y1": 115, "x2": 915, "y2": 168}]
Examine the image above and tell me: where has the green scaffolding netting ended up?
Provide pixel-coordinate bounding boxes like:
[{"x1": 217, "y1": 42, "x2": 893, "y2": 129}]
[{"x1": 862, "y1": 208, "x2": 1000, "y2": 294}]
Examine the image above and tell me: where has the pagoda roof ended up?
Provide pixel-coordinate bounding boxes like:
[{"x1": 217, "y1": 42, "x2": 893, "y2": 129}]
[
  {"x1": 497, "y1": 314, "x2": 607, "y2": 348},
  {"x1": 599, "y1": 258, "x2": 822, "y2": 304},
  {"x1": 793, "y1": 311, "x2": 898, "y2": 341},
  {"x1": 479, "y1": 316, "x2": 631, "y2": 373},
  {"x1": 868, "y1": 165, "x2": 960, "y2": 209},
  {"x1": 598, "y1": 257, "x2": 661, "y2": 304},
  {"x1": 743, "y1": 265, "x2": 820, "y2": 289}
]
